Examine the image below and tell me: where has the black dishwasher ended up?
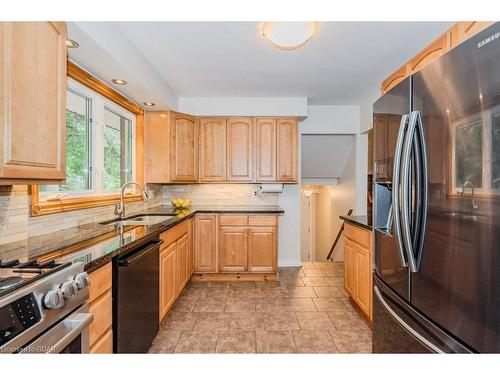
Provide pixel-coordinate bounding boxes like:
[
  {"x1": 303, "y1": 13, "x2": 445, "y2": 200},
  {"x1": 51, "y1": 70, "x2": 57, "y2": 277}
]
[{"x1": 113, "y1": 239, "x2": 162, "y2": 353}]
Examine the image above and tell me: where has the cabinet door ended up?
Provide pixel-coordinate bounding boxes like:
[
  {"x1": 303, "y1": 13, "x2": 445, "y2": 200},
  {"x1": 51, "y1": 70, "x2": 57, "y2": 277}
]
[
  {"x1": 255, "y1": 118, "x2": 277, "y2": 181},
  {"x1": 176, "y1": 233, "x2": 190, "y2": 294},
  {"x1": 355, "y1": 244, "x2": 371, "y2": 318},
  {"x1": 188, "y1": 218, "x2": 194, "y2": 276},
  {"x1": 451, "y1": 21, "x2": 495, "y2": 48},
  {"x1": 381, "y1": 64, "x2": 409, "y2": 94},
  {"x1": 276, "y1": 118, "x2": 297, "y2": 182},
  {"x1": 171, "y1": 111, "x2": 198, "y2": 182},
  {"x1": 409, "y1": 33, "x2": 449, "y2": 74},
  {"x1": 344, "y1": 239, "x2": 357, "y2": 298},
  {"x1": 200, "y1": 117, "x2": 226, "y2": 181},
  {"x1": 159, "y1": 243, "x2": 177, "y2": 321},
  {"x1": 226, "y1": 117, "x2": 253, "y2": 181},
  {"x1": 248, "y1": 226, "x2": 276, "y2": 273},
  {"x1": 219, "y1": 226, "x2": 248, "y2": 272},
  {"x1": 194, "y1": 214, "x2": 217, "y2": 272},
  {"x1": 0, "y1": 22, "x2": 67, "y2": 182},
  {"x1": 144, "y1": 111, "x2": 170, "y2": 183}
]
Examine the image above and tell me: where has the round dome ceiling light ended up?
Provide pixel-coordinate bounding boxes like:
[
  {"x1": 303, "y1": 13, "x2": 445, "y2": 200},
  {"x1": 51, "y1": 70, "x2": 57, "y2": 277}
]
[
  {"x1": 66, "y1": 39, "x2": 79, "y2": 48},
  {"x1": 143, "y1": 102, "x2": 155, "y2": 107},
  {"x1": 262, "y1": 22, "x2": 317, "y2": 51},
  {"x1": 111, "y1": 79, "x2": 128, "y2": 85}
]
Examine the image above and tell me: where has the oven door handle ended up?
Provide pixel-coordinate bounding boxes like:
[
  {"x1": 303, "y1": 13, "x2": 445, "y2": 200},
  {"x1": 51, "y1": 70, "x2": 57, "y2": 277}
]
[{"x1": 20, "y1": 310, "x2": 93, "y2": 354}]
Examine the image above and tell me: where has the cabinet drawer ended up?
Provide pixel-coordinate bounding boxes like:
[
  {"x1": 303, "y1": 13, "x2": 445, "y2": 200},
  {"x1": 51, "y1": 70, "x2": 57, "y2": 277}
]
[
  {"x1": 89, "y1": 289, "x2": 112, "y2": 346},
  {"x1": 90, "y1": 329, "x2": 113, "y2": 354},
  {"x1": 161, "y1": 220, "x2": 189, "y2": 247},
  {"x1": 248, "y1": 215, "x2": 277, "y2": 226},
  {"x1": 344, "y1": 223, "x2": 370, "y2": 248},
  {"x1": 88, "y1": 262, "x2": 112, "y2": 303},
  {"x1": 219, "y1": 215, "x2": 248, "y2": 226}
]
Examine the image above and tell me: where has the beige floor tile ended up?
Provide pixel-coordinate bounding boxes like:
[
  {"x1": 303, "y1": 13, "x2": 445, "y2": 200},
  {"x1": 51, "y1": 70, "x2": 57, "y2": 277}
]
[
  {"x1": 313, "y1": 286, "x2": 344, "y2": 298},
  {"x1": 322, "y1": 269, "x2": 344, "y2": 277},
  {"x1": 329, "y1": 329, "x2": 372, "y2": 353},
  {"x1": 216, "y1": 330, "x2": 256, "y2": 353},
  {"x1": 312, "y1": 298, "x2": 349, "y2": 312},
  {"x1": 205, "y1": 288, "x2": 236, "y2": 299},
  {"x1": 301, "y1": 277, "x2": 331, "y2": 287},
  {"x1": 313, "y1": 261, "x2": 337, "y2": 269},
  {"x1": 235, "y1": 288, "x2": 262, "y2": 299},
  {"x1": 224, "y1": 298, "x2": 258, "y2": 313},
  {"x1": 293, "y1": 330, "x2": 339, "y2": 353},
  {"x1": 229, "y1": 281, "x2": 256, "y2": 289},
  {"x1": 288, "y1": 298, "x2": 317, "y2": 312},
  {"x1": 180, "y1": 287, "x2": 208, "y2": 299},
  {"x1": 230, "y1": 312, "x2": 266, "y2": 330},
  {"x1": 149, "y1": 330, "x2": 182, "y2": 353},
  {"x1": 325, "y1": 277, "x2": 345, "y2": 287},
  {"x1": 302, "y1": 268, "x2": 327, "y2": 278},
  {"x1": 193, "y1": 312, "x2": 231, "y2": 330},
  {"x1": 170, "y1": 296, "x2": 198, "y2": 313},
  {"x1": 193, "y1": 297, "x2": 227, "y2": 312},
  {"x1": 255, "y1": 281, "x2": 282, "y2": 289},
  {"x1": 296, "y1": 312, "x2": 335, "y2": 330},
  {"x1": 256, "y1": 297, "x2": 290, "y2": 312},
  {"x1": 256, "y1": 330, "x2": 297, "y2": 353},
  {"x1": 264, "y1": 311, "x2": 300, "y2": 330},
  {"x1": 163, "y1": 311, "x2": 198, "y2": 330},
  {"x1": 261, "y1": 286, "x2": 290, "y2": 298},
  {"x1": 288, "y1": 286, "x2": 318, "y2": 298},
  {"x1": 174, "y1": 330, "x2": 219, "y2": 353},
  {"x1": 279, "y1": 278, "x2": 305, "y2": 286},
  {"x1": 328, "y1": 311, "x2": 371, "y2": 331},
  {"x1": 301, "y1": 261, "x2": 317, "y2": 269}
]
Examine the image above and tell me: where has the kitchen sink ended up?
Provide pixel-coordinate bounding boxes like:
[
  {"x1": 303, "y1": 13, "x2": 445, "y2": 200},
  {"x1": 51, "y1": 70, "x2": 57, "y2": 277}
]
[
  {"x1": 442, "y1": 212, "x2": 487, "y2": 222},
  {"x1": 100, "y1": 214, "x2": 176, "y2": 226}
]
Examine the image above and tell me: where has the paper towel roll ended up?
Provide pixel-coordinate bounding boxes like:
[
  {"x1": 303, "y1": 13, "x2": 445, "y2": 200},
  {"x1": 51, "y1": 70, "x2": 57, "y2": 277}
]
[{"x1": 259, "y1": 184, "x2": 284, "y2": 193}]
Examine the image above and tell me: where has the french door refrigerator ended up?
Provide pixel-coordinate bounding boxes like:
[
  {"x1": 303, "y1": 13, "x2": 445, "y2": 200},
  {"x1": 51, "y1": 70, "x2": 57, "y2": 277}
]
[{"x1": 372, "y1": 22, "x2": 500, "y2": 353}]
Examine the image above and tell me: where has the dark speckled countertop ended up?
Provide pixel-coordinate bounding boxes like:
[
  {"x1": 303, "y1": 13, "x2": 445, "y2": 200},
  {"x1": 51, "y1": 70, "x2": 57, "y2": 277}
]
[
  {"x1": 0, "y1": 205, "x2": 284, "y2": 273},
  {"x1": 339, "y1": 215, "x2": 372, "y2": 230}
]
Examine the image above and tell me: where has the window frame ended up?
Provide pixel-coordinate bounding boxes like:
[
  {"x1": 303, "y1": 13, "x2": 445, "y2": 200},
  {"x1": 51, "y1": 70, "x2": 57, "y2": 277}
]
[{"x1": 30, "y1": 61, "x2": 145, "y2": 217}]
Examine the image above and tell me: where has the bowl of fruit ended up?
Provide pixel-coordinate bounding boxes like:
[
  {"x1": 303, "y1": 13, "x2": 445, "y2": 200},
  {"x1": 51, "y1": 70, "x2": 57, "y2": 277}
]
[{"x1": 171, "y1": 198, "x2": 191, "y2": 209}]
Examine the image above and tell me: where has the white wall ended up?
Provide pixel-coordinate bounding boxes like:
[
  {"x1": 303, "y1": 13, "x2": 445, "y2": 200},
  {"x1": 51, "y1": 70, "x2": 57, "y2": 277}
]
[
  {"x1": 178, "y1": 97, "x2": 308, "y2": 117},
  {"x1": 359, "y1": 91, "x2": 380, "y2": 134},
  {"x1": 300, "y1": 105, "x2": 360, "y2": 134}
]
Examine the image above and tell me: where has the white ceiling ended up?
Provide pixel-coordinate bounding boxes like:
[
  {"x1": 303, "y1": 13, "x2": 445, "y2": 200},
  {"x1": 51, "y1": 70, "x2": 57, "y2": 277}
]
[{"x1": 69, "y1": 21, "x2": 453, "y2": 108}]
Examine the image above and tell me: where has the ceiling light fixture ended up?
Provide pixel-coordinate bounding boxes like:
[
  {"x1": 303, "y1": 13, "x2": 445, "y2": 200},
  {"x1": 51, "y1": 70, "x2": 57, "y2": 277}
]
[
  {"x1": 66, "y1": 39, "x2": 79, "y2": 48},
  {"x1": 111, "y1": 79, "x2": 128, "y2": 85},
  {"x1": 261, "y1": 22, "x2": 317, "y2": 51},
  {"x1": 143, "y1": 102, "x2": 155, "y2": 107}
]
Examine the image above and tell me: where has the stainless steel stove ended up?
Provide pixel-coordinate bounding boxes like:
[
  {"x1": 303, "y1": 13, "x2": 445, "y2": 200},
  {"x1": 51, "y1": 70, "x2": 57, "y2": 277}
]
[{"x1": 0, "y1": 259, "x2": 93, "y2": 353}]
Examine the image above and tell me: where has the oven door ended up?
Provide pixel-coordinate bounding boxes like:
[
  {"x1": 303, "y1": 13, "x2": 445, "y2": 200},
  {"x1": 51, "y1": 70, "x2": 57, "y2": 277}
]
[{"x1": 21, "y1": 304, "x2": 93, "y2": 354}]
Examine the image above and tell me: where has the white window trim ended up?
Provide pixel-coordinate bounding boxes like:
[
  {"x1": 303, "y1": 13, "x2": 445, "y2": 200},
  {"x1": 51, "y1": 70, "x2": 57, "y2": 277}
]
[{"x1": 41, "y1": 78, "x2": 136, "y2": 200}]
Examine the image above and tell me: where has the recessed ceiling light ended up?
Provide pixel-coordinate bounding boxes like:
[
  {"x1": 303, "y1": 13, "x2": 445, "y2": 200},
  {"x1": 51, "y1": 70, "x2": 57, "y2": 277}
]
[
  {"x1": 111, "y1": 79, "x2": 128, "y2": 85},
  {"x1": 66, "y1": 39, "x2": 79, "y2": 48},
  {"x1": 262, "y1": 22, "x2": 317, "y2": 51},
  {"x1": 143, "y1": 102, "x2": 155, "y2": 107}
]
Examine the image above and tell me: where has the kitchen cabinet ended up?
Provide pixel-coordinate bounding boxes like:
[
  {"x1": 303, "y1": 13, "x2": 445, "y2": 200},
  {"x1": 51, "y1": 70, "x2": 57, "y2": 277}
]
[
  {"x1": 226, "y1": 117, "x2": 254, "y2": 181},
  {"x1": 200, "y1": 117, "x2": 226, "y2": 182},
  {"x1": 255, "y1": 118, "x2": 277, "y2": 181},
  {"x1": 159, "y1": 242, "x2": 176, "y2": 321},
  {"x1": 343, "y1": 223, "x2": 373, "y2": 321},
  {"x1": 176, "y1": 233, "x2": 190, "y2": 293},
  {"x1": 144, "y1": 111, "x2": 170, "y2": 183},
  {"x1": 408, "y1": 33, "x2": 449, "y2": 74},
  {"x1": 88, "y1": 262, "x2": 113, "y2": 353},
  {"x1": 248, "y1": 226, "x2": 276, "y2": 273},
  {"x1": 381, "y1": 64, "x2": 409, "y2": 95},
  {"x1": 194, "y1": 214, "x2": 218, "y2": 273},
  {"x1": 171, "y1": 111, "x2": 199, "y2": 182},
  {"x1": 373, "y1": 114, "x2": 400, "y2": 180},
  {"x1": 0, "y1": 22, "x2": 67, "y2": 184},
  {"x1": 219, "y1": 226, "x2": 248, "y2": 272},
  {"x1": 188, "y1": 218, "x2": 194, "y2": 276},
  {"x1": 276, "y1": 118, "x2": 298, "y2": 182},
  {"x1": 450, "y1": 21, "x2": 495, "y2": 48}
]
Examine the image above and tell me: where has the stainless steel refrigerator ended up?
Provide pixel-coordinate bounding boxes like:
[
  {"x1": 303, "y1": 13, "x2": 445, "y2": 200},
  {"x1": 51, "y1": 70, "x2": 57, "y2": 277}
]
[{"x1": 372, "y1": 22, "x2": 500, "y2": 353}]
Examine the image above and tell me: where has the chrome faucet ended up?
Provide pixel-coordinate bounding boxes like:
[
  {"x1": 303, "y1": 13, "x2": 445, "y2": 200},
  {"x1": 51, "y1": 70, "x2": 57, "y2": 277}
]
[
  {"x1": 114, "y1": 181, "x2": 149, "y2": 219},
  {"x1": 460, "y1": 180, "x2": 479, "y2": 216}
]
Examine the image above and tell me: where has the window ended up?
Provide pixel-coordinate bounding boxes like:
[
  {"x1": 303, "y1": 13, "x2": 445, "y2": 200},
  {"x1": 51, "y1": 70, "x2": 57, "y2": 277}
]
[
  {"x1": 41, "y1": 79, "x2": 135, "y2": 199},
  {"x1": 452, "y1": 105, "x2": 500, "y2": 194}
]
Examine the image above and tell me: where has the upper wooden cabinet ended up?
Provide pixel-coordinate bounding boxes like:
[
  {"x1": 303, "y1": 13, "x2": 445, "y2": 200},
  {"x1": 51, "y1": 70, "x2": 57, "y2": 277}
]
[
  {"x1": 0, "y1": 22, "x2": 67, "y2": 184},
  {"x1": 450, "y1": 21, "x2": 495, "y2": 48},
  {"x1": 200, "y1": 117, "x2": 226, "y2": 182},
  {"x1": 408, "y1": 33, "x2": 449, "y2": 74},
  {"x1": 171, "y1": 111, "x2": 199, "y2": 182},
  {"x1": 226, "y1": 117, "x2": 254, "y2": 181},
  {"x1": 144, "y1": 111, "x2": 170, "y2": 183},
  {"x1": 276, "y1": 118, "x2": 298, "y2": 182},
  {"x1": 380, "y1": 64, "x2": 409, "y2": 95},
  {"x1": 255, "y1": 118, "x2": 277, "y2": 181}
]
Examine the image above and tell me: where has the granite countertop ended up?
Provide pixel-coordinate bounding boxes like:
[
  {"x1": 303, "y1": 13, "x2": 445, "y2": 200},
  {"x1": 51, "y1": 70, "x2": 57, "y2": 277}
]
[
  {"x1": 0, "y1": 205, "x2": 284, "y2": 273},
  {"x1": 339, "y1": 215, "x2": 372, "y2": 230}
]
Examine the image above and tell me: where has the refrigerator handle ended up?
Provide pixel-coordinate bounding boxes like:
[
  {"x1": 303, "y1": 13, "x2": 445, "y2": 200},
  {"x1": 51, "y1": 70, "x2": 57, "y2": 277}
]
[{"x1": 391, "y1": 114, "x2": 409, "y2": 267}]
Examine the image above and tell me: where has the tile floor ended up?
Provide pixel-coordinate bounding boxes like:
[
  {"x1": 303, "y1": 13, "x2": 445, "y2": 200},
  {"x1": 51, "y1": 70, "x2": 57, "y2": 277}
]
[{"x1": 149, "y1": 261, "x2": 372, "y2": 354}]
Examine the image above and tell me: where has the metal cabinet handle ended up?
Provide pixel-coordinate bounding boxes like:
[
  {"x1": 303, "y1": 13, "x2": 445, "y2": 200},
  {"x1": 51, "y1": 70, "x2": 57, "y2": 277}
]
[
  {"x1": 391, "y1": 114, "x2": 409, "y2": 267},
  {"x1": 374, "y1": 286, "x2": 444, "y2": 353}
]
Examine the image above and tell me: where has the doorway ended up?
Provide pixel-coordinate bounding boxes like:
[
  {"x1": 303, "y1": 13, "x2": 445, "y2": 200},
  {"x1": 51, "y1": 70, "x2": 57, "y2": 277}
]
[{"x1": 300, "y1": 188, "x2": 315, "y2": 262}]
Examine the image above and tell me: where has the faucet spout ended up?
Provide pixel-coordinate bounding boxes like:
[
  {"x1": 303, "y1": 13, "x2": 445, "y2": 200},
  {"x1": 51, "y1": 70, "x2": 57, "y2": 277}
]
[
  {"x1": 460, "y1": 180, "x2": 478, "y2": 216},
  {"x1": 115, "y1": 181, "x2": 149, "y2": 219}
]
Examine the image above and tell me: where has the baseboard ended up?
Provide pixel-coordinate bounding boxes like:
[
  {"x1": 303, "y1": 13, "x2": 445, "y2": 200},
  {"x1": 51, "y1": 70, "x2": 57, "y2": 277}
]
[{"x1": 278, "y1": 260, "x2": 302, "y2": 267}]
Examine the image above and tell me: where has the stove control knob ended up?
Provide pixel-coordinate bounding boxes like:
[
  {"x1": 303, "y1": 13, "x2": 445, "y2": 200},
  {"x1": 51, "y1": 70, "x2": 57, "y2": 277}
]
[
  {"x1": 43, "y1": 289, "x2": 65, "y2": 310},
  {"x1": 61, "y1": 280, "x2": 78, "y2": 299},
  {"x1": 74, "y1": 272, "x2": 90, "y2": 290}
]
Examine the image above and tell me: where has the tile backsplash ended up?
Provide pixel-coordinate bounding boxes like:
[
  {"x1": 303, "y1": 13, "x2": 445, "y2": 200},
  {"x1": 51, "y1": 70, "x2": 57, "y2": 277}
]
[
  {"x1": 0, "y1": 185, "x2": 162, "y2": 246},
  {"x1": 162, "y1": 184, "x2": 279, "y2": 206}
]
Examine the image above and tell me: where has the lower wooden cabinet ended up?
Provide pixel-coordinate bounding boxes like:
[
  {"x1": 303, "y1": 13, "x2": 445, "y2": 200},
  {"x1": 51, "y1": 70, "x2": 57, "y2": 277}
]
[
  {"x1": 159, "y1": 242, "x2": 177, "y2": 321},
  {"x1": 343, "y1": 223, "x2": 373, "y2": 322},
  {"x1": 88, "y1": 262, "x2": 113, "y2": 353},
  {"x1": 248, "y1": 226, "x2": 276, "y2": 273},
  {"x1": 219, "y1": 226, "x2": 248, "y2": 272},
  {"x1": 194, "y1": 214, "x2": 218, "y2": 273},
  {"x1": 176, "y1": 233, "x2": 190, "y2": 294}
]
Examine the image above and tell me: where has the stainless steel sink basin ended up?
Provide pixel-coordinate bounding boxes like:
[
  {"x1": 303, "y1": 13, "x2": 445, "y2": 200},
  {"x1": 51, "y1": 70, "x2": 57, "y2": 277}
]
[
  {"x1": 100, "y1": 214, "x2": 176, "y2": 226},
  {"x1": 442, "y1": 212, "x2": 487, "y2": 222}
]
